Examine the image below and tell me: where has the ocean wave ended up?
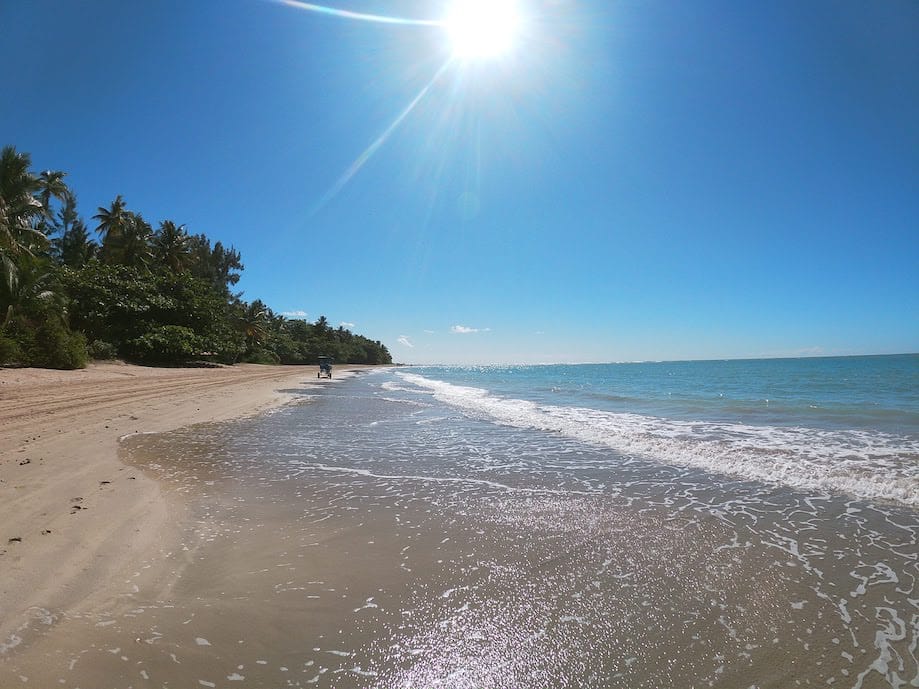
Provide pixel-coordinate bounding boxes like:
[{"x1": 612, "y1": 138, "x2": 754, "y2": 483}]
[{"x1": 396, "y1": 373, "x2": 919, "y2": 508}]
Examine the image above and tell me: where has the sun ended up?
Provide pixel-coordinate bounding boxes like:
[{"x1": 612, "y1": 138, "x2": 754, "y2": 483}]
[{"x1": 445, "y1": 0, "x2": 522, "y2": 60}]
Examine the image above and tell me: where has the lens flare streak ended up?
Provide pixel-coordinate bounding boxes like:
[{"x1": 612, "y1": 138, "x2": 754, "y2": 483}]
[
  {"x1": 312, "y1": 59, "x2": 454, "y2": 214},
  {"x1": 276, "y1": 0, "x2": 443, "y2": 27}
]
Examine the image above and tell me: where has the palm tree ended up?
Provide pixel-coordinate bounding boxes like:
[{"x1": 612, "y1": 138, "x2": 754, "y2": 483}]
[
  {"x1": 50, "y1": 194, "x2": 92, "y2": 266},
  {"x1": 93, "y1": 195, "x2": 129, "y2": 263},
  {"x1": 0, "y1": 254, "x2": 59, "y2": 329},
  {"x1": 57, "y1": 219, "x2": 97, "y2": 268},
  {"x1": 212, "y1": 241, "x2": 243, "y2": 289},
  {"x1": 152, "y1": 220, "x2": 191, "y2": 272},
  {"x1": 269, "y1": 310, "x2": 287, "y2": 334},
  {"x1": 120, "y1": 212, "x2": 153, "y2": 269},
  {"x1": 36, "y1": 170, "x2": 72, "y2": 222},
  {"x1": 239, "y1": 300, "x2": 269, "y2": 351},
  {"x1": 56, "y1": 193, "x2": 79, "y2": 234},
  {"x1": 0, "y1": 145, "x2": 45, "y2": 291}
]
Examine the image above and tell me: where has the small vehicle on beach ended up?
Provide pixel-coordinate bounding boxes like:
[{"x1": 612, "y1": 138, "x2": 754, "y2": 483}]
[{"x1": 318, "y1": 356, "x2": 333, "y2": 378}]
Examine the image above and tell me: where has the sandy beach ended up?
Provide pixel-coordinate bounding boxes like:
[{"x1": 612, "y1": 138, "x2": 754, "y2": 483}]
[{"x1": 0, "y1": 361, "x2": 368, "y2": 651}]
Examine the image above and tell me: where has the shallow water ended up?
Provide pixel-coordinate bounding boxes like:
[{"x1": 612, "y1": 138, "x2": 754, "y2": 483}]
[{"x1": 2, "y1": 366, "x2": 917, "y2": 688}]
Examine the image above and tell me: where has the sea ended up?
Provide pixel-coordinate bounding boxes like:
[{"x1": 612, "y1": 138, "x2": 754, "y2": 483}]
[{"x1": 3, "y1": 354, "x2": 918, "y2": 688}]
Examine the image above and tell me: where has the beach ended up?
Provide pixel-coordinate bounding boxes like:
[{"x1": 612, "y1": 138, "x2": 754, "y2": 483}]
[
  {"x1": 1, "y1": 358, "x2": 917, "y2": 688},
  {"x1": 0, "y1": 362, "x2": 371, "y2": 658}
]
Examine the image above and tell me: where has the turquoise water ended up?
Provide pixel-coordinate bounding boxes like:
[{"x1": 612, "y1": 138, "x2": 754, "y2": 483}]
[
  {"x1": 401, "y1": 354, "x2": 919, "y2": 507},
  {"x1": 412, "y1": 355, "x2": 918, "y2": 432}
]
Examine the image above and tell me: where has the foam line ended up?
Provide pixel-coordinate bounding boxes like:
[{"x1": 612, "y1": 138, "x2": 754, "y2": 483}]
[
  {"x1": 304, "y1": 462, "x2": 599, "y2": 496},
  {"x1": 395, "y1": 372, "x2": 919, "y2": 508}
]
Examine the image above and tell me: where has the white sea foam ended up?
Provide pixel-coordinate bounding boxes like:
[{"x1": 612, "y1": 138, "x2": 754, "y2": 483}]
[
  {"x1": 396, "y1": 373, "x2": 919, "y2": 508},
  {"x1": 307, "y1": 463, "x2": 595, "y2": 496}
]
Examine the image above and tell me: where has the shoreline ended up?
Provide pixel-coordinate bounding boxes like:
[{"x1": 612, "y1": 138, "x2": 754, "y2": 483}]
[
  {"x1": 2, "y1": 362, "x2": 916, "y2": 686},
  {"x1": 0, "y1": 361, "x2": 377, "y2": 650}
]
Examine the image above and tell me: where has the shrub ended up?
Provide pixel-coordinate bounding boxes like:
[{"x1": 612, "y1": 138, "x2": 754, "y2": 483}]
[
  {"x1": 88, "y1": 339, "x2": 118, "y2": 360},
  {"x1": 0, "y1": 334, "x2": 22, "y2": 366},
  {"x1": 124, "y1": 325, "x2": 202, "y2": 363},
  {"x1": 240, "y1": 348, "x2": 280, "y2": 365},
  {"x1": 29, "y1": 318, "x2": 88, "y2": 369},
  {"x1": 2, "y1": 310, "x2": 88, "y2": 370}
]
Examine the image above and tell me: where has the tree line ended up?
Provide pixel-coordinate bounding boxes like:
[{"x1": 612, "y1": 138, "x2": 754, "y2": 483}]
[{"x1": 0, "y1": 145, "x2": 392, "y2": 368}]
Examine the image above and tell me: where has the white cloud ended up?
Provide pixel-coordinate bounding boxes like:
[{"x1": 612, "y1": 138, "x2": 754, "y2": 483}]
[
  {"x1": 282, "y1": 310, "x2": 308, "y2": 319},
  {"x1": 451, "y1": 325, "x2": 490, "y2": 334},
  {"x1": 423, "y1": 329, "x2": 436, "y2": 335},
  {"x1": 339, "y1": 321, "x2": 356, "y2": 329},
  {"x1": 397, "y1": 336, "x2": 415, "y2": 348}
]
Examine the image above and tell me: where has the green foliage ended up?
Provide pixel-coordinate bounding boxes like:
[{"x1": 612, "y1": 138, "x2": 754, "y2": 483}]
[
  {"x1": 31, "y1": 316, "x2": 88, "y2": 369},
  {"x1": 3, "y1": 304, "x2": 87, "y2": 369},
  {"x1": 124, "y1": 325, "x2": 202, "y2": 363},
  {"x1": 152, "y1": 220, "x2": 190, "y2": 271},
  {"x1": 2, "y1": 144, "x2": 392, "y2": 370},
  {"x1": 62, "y1": 220, "x2": 97, "y2": 267},
  {"x1": 1, "y1": 145, "x2": 47, "y2": 293},
  {"x1": 87, "y1": 339, "x2": 117, "y2": 360},
  {"x1": 271, "y1": 332, "x2": 302, "y2": 363},
  {"x1": 0, "y1": 333, "x2": 21, "y2": 365},
  {"x1": 188, "y1": 234, "x2": 243, "y2": 295},
  {"x1": 60, "y1": 262, "x2": 163, "y2": 346},
  {"x1": 240, "y1": 348, "x2": 281, "y2": 365},
  {"x1": 61, "y1": 262, "x2": 245, "y2": 364},
  {"x1": 238, "y1": 299, "x2": 269, "y2": 353},
  {"x1": 257, "y1": 314, "x2": 392, "y2": 365}
]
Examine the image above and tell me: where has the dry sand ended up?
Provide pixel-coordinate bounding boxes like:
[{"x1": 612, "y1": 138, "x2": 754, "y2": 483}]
[{"x1": 0, "y1": 361, "x2": 370, "y2": 649}]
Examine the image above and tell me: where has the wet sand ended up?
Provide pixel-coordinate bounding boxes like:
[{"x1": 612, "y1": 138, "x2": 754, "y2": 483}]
[{"x1": 0, "y1": 361, "x2": 372, "y2": 660}]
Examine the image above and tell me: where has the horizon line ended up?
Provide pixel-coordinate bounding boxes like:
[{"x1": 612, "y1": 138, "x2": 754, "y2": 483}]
[{"x1": 396, "y1": 351, "x2": 918, "y2": 367}]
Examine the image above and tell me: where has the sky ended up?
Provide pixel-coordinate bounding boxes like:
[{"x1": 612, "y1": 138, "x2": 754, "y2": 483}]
[{"x1": 1, "y1": 0, "x2": 917, "y2": 364}]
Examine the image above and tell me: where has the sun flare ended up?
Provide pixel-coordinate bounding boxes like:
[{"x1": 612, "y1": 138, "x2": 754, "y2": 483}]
[{"x1": 446, "y1": 0, "x2": 522, "y2": 60}]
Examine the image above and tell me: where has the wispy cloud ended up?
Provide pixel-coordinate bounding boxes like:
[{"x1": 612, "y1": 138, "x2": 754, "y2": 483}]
[
  {"x1": 451, "y1": 325, "x2": 490, "y2": 334},
  {"x1": 397, "y1": 335, "x2": 415, "y2": 348},
  {"x1": 423, "y1": 329, "x2": 436, "y2": 335},
  {"x1": 339, "y1": 321, "x2": 356, "y2": 329},
  {"x1": 282, "y1": 310, "x2": 308, "y2": 319}
]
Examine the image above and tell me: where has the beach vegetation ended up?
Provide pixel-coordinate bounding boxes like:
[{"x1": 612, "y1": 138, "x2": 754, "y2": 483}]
[
  {"x1": 0, "y1": 144, "x2": 392, "y2": 369},
  {"x1": 152, "y1": 220, "x2": 192, "y2": 272},
  {"x1": 87, "y1": 339, "x2": 118, "y2": 360},
  {"x1": 3, "y1": 297, "x2": 87, "y2": 369},
  {"x1": 61, "y1": 262, "x2": 246, "y2": 364},
  {"x1": 0, "y1": 145, "x2": 47, "y2": 293},
  {"x1": 52, "y1": 196, "x2": 98, "y2": 268},
  {"x1": 123, "y1": 325, "x2": 204, "y2": 363},
  {"x1": 0, "y1": 332, "x2": 21, "y2": 363}
]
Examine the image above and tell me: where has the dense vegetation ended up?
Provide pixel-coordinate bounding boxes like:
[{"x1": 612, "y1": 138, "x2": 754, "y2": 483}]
[{"x1": 0, "y1": 145, "x2": 391, "y2": 368}]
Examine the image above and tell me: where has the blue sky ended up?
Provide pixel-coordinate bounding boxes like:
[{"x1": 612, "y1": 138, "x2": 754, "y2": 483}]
[{"x1": 1, "y1": 0, "x2": 917, "y2": 364}]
